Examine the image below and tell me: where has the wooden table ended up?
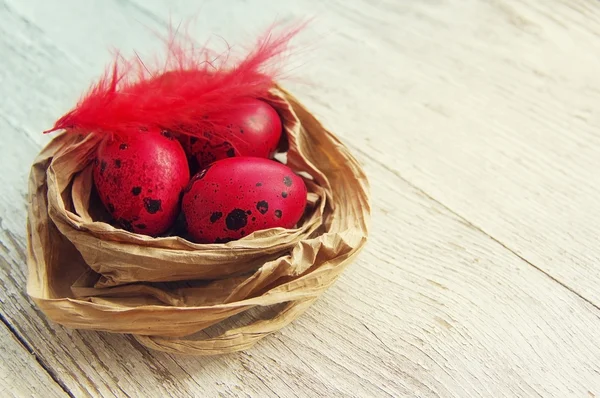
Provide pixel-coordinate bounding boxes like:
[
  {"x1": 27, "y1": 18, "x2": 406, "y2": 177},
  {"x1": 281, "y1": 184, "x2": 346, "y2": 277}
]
[{"x1": 2, "y1": 0, "x2": 600, "y2": 397}]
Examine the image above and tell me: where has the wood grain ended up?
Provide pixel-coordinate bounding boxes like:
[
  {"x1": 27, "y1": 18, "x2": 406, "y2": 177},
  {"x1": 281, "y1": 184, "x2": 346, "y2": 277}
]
[
  {"x1": 0, "y1": 320, "x2": 67, "y2": 398},
  {"x1": 1, "y1": 0, "x2": 600, "y2": 397}
]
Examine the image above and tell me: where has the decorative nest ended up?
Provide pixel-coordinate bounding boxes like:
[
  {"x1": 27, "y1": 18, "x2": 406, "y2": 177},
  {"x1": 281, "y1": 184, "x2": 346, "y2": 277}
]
[{"x1": 27, "y1": 86, "x2": 370, "y2": 355}]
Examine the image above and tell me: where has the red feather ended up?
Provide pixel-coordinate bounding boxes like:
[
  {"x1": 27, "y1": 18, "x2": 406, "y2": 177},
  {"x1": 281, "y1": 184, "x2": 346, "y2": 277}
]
[{"x1": 44, "y1": 23, "x2": 303, "y2": 146}]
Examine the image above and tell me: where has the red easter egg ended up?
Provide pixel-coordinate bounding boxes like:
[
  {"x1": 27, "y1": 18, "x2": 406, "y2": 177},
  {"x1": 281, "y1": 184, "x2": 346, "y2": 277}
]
[
  {"x1": 179, "y1": 98, "x2": 282, "y2": 170},
  {"x1": 182, "y1": 157, "x2": 307, "y2": 243},
  {"x1": 93, "y1": 129, "x2": 190, "y2": 236}
]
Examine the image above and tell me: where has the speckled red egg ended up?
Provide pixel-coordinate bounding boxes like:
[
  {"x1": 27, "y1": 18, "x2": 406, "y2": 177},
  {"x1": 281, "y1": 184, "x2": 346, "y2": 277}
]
[
  {"x1": 182, "y1": 157, "x2": 307, "y2": 243},
  {"x1": 93, "y1": 129, "x2": 190, "y2": 236},
  {"x1": 180, "y1": 98, "x2": 282, "y2": 170}
]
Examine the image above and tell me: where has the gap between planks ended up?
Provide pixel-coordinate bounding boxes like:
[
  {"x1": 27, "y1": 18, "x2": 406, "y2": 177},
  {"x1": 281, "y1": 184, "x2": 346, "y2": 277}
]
[
  {"x1": 350, "y1": 143, "x2": 600, "y2": 315},
  {"x1": 0, "y1": 312, "x2": 74, "y2": 398}
]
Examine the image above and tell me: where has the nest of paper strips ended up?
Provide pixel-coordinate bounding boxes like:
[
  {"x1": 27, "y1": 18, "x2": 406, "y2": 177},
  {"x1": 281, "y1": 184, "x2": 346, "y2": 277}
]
[{"x1": 26, "y1": 26, "x2": 370, "y2": 355}]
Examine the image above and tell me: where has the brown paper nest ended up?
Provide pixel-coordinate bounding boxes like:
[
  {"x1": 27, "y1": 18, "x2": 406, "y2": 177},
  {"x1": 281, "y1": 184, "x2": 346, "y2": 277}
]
[{"x1": 26, "y1": 87, "x2": 370, "y2": 355}]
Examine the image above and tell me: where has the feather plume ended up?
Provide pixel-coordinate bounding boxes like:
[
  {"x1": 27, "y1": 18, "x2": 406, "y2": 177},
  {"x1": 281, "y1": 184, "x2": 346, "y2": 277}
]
[{"x1": 44, "y1": 22, "x2": 303, "y2": 146}]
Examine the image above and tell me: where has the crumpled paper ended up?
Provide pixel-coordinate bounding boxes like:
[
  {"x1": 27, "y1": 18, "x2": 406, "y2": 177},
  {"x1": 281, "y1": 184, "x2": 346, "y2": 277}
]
[{"x1": 26, "y1": 87, "x2": 370, "y2": 355}]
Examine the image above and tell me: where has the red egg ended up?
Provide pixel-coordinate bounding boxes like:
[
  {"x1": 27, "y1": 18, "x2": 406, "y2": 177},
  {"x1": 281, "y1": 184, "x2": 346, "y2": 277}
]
[
  {"x1": 93, "y1": 129, "x2": 190, "y2": 236},
  {"x1": 179, "y1": 98, "x2": 282, "y2": 170},
  {"x1": 182, "y1": 157, "x2": 307, "y2": 243}
]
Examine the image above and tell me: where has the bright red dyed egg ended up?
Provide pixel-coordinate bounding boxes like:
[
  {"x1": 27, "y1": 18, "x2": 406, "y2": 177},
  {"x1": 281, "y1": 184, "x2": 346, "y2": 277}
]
[
  {"x1": 179, "y1": 98, "x2": 282, "y2": 170},
  {"x1": 93, "y1": 129, "x2": 190, "y2": 236},
  {"x1": 182, "y1": 157, "x2": 307, "y2": 243}
]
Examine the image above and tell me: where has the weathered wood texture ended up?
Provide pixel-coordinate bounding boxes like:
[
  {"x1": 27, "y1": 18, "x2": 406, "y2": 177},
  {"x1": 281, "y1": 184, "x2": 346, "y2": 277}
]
[
  {"x1": 1, "y1": 0, "x2": 600, "y2": 397},
  {"x1": 0, "y1": 320, "x2": 67, "y2": 398},
  {"x1": 275, "y1": 0, "x2": 600, "y2": 305}
]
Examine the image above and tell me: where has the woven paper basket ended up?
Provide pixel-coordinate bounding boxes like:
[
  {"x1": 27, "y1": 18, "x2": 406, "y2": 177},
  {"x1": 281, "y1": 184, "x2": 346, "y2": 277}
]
[{"x1": 26, "y1": 87, "x2": 370, "y2": 355}]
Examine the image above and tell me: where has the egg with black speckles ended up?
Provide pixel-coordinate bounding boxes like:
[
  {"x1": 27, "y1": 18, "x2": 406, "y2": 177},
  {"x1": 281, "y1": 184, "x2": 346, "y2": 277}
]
[
  {"x1": 179, "y1": 98, "x2": 282, "y2": 170},
  {"x1": 182, "y1": 157, "x2": 307, "y2": 243},
  {"x1": 93, "y1": 128, "x2": 190, "y2": 236}
]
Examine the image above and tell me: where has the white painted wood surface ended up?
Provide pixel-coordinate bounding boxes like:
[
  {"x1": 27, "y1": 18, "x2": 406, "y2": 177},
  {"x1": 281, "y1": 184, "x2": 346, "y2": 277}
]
[
  {"x1": 0, "y1": 321, "x2": 67, "y2": 398},
  {"x1": 1, "y1": 0, "x2": 600, "y2": 397}
]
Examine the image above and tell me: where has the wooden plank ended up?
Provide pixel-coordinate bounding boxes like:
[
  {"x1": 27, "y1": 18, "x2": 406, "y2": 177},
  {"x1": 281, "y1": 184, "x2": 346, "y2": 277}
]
[
  {"x1": 0, "y1": 320, "x2": 67, "y2": 398},
  {"x1": 1, "y1": 0, "x2": 600, "y2": 397}
]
